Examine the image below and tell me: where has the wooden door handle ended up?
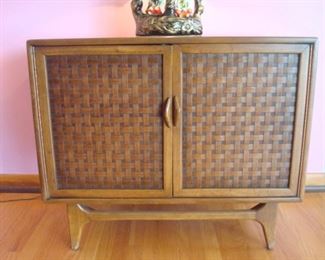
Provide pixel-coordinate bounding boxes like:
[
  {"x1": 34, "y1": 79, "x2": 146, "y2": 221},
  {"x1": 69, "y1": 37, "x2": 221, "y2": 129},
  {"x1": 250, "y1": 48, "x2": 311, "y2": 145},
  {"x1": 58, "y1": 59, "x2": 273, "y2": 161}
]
[
  {"x1": 173, "y1": 96, "x2": 181, "y2": 126},
  {"x1": 163, "y1": 97, "x2": 172, "y2": 128}
]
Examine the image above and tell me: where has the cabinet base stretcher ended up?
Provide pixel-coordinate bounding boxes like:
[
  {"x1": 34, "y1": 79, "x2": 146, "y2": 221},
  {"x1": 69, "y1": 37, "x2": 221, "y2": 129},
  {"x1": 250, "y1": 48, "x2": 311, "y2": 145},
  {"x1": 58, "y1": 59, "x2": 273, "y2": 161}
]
[{"x1": 67, "y1": 202, "x2": 278, "y2": 250}]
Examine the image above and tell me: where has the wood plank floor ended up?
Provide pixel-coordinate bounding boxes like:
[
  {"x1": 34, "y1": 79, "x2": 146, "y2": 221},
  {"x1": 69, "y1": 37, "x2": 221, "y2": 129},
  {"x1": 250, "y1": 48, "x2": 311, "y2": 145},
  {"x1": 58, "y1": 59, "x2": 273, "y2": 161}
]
[{"x1": 0, "y1": 193, "x2": 324, "y2": 260}]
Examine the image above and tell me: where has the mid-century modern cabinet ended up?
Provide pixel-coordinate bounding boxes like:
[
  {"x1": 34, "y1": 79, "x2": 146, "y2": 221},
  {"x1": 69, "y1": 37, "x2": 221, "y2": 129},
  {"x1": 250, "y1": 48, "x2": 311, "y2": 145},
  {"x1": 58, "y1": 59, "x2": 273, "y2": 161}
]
[{"x1": 27, "y1": 37, "x2": 317, "y2": 250}]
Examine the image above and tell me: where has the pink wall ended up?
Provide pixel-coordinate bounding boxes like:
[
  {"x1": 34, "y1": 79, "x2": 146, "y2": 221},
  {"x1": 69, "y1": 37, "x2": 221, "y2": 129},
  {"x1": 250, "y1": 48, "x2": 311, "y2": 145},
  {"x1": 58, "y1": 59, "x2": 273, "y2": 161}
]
[{"x1": 0, "y1": 0, "x2": 324, "y2": 174}]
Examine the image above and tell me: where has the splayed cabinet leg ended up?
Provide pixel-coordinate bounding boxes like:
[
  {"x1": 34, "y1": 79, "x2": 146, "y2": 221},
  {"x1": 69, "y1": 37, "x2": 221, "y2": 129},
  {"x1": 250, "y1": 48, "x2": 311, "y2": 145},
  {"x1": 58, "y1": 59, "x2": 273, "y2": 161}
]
[
  {"x1": 64, "y1": 203, "x2": 279, "y2": 250},
  {"x1": 67, "y1": 204, "x2": 90, "y2": 250},
  {"x1": 253, "y1": 203, "x2": 278, "y2": 250}
]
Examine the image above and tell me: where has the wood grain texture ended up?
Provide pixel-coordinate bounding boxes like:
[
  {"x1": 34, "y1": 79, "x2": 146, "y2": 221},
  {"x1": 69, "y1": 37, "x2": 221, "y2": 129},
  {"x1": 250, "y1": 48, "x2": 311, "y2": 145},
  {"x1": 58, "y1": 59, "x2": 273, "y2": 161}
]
[
  {"x1": 67, "y1": 204, "x2": 90, "y2": 250},
  {"x1": 306, "y1": 173, "x2": 325, "y2": 186},
  {"x1": 26, "y1": 36, "x2": 318, "y2": 47},
  {"x1": 0, "y1": 175, "x2": 40, "y2": 193},
  {"x1": 66, "y1": 202, "x2": 282, "y2": 250},
  {"x1": 0, "y1": 193, "x2": 324, "y2": 259},
  {"x1": 254, "y1": 203, "x2": 278, "y2": 250},
  {"x1": 181, "y1": 52, "x2": 298, "y2": 189},
  {"x1": 0, "y1": 173, "x2": 321, "y2": 197},
  {"x1": 298, "y1": 40, "x2": 319, "y2": 199},
  {"x1": 305, "y1": 173, "x2": 325, "y2": 192},
  {"x1": 31, "y1": 45, "x2": 173, "y2": 199}
]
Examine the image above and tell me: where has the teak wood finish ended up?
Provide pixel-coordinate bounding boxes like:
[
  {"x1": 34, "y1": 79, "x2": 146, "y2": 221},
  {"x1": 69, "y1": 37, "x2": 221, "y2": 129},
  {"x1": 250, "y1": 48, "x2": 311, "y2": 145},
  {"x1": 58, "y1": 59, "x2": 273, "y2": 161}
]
[
  {"x1": 31, "y1": 45, "x2": 173, "y2": 198},
  {"x1": 67, "y1": 202, "x2": 278, "y2": 250},
  {"x1": 27, "y1": 37, "x2": 318, "y2": 251},
  {"x1": 173, "y1": 44, "x2": 310, "y2": 198}
]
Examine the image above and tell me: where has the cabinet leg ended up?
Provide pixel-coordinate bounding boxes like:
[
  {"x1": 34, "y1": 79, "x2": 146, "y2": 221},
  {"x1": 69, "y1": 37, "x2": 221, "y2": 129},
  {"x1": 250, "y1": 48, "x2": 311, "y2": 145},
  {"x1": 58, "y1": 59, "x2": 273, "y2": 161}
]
[
  {"x1": 253, "y1": 203, "x2": 278, "y2": 250},
  {"x1": 66, "y1": 203, "x2": 278, "y2": 250},
  {"x1": 67, "y1": 204, "x2": 90, "y2": 250}
]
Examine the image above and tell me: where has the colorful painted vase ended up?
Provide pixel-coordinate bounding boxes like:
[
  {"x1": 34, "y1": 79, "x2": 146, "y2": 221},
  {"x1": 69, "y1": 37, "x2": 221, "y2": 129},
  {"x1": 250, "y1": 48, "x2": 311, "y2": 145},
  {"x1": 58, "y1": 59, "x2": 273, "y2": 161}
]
[{"x1": 131, "y1": 0, "x2": 204, "y2": 36}]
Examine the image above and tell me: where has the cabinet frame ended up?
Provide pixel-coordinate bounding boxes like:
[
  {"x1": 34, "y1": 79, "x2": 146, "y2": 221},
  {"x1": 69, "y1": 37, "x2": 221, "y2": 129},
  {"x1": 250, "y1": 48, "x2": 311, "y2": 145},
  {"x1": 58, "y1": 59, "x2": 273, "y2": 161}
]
[
  {"x1": 27, "y1": 37, "x2": 318, "y2": 202},
  {"x1": 30, "y1": 45, "x2": 173, "y2": 199}
]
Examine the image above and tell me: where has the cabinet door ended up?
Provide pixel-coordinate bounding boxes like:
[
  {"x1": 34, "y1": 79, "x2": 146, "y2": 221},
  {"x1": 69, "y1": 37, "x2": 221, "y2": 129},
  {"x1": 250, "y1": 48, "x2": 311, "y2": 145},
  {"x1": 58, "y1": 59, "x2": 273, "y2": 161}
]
[
  {"x1": 173, "y1": 44, "x2": 311, "y2": 197},
  {"x1": 31, "y1": 46, "x2": 172, "y2": 199}
]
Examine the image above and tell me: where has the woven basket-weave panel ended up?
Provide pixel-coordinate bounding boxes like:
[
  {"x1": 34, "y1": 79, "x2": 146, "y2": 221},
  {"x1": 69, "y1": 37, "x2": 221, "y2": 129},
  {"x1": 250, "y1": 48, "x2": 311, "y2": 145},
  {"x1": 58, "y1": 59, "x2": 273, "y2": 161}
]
[
  {"x1": 182, "y1": 53, "x2": 299, "y2": 189},
  {"x1": 46, "y1": 55, "x2": 163, "y2": 189}
]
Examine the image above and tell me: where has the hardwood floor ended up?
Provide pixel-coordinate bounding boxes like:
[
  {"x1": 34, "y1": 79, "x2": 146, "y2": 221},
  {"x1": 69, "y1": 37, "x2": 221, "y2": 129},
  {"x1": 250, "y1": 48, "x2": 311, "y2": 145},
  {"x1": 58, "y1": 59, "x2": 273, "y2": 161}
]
[{"x1": 0, "y1": 193, "x2": 324, "y2": 260}]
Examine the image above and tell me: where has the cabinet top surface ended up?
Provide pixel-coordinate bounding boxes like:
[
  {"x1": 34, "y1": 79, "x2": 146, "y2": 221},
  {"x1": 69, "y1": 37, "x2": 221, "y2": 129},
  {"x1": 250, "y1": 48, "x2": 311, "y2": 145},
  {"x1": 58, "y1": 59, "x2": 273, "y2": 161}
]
[{"x1": 27, "y1": 36, "x2": 317, "y2": 47}]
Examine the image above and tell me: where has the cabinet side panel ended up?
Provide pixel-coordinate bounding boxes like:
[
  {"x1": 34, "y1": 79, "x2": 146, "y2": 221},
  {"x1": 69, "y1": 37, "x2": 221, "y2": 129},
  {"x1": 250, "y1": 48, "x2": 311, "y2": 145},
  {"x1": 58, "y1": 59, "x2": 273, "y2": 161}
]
[
  {"x1": 46, "y1": 54, "x2": 163, "y2": 190},
  {"x1": 182, "y1": 53, "x2": 299, "y2": 189}
]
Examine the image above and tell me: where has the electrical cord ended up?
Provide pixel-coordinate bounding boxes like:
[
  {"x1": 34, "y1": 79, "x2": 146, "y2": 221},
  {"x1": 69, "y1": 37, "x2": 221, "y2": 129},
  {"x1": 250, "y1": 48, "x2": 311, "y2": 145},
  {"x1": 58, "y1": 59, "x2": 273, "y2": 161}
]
[{"x1": 0, "y1": 195, "x2": 40, "y2": 203}]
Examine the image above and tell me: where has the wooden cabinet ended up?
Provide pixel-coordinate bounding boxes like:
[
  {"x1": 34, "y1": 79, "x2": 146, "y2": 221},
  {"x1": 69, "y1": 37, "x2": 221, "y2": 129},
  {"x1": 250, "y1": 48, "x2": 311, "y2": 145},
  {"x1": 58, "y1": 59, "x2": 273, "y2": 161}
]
[{"x1": 28, "y1": 37, "x2": 317, "y2": 250}]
